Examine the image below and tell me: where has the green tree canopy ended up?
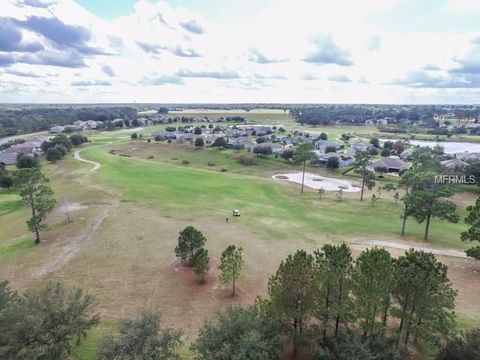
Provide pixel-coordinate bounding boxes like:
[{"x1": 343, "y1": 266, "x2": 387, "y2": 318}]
[
  {"x1": 14, "y1": 167, "x2": 56, "y2": 244},
  {"x1": 192, "y1": 305, "x2": 282, "y2": 360},
  {"x1": 97, "y1": 312, "x2": 182, "y2": 360},
  {"x1": 219, "y1": 245, "x2": 243, "y2": 297},
  {"x1": 0, "y1": 281, "x2": 99, "y2": 359},
  {"x1": 175, "y1": 226, "x2": 207, "y2": 263},
  {"x1": 392, "y1": 249, "x2": 457, "y2": 347},
  {"x1": 265, "y1": 249, "x2": 315, "y2": 357},
  {"x1": 192, "y1": 248, "x2": 210, "y2": 283}
]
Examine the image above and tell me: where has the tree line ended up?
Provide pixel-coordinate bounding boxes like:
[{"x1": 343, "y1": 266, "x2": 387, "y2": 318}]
[{"x1": 1, "y1": 243, "x2": 469, "y2": 359}]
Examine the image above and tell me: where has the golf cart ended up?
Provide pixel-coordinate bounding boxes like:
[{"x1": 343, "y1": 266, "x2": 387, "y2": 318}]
[{"x1": 232, "y1": 209, "x2": 241, "y2": 217}]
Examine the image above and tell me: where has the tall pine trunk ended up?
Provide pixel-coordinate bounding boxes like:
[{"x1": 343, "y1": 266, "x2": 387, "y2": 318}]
[
  {"x1": 301, "y1": 160, "x2": 306, "y2": 193},
  {"x1": 360, "y1": 172, "x2": 365, "y2": 201},
  {"x1": 401, "y1": 205, "x2": 408, "y2": 236},
  {"x1": 335, "y1": 276, "x2": 344, "y2": 337},
  {"x1": 424, "y1": 213, "x2": 432, "y2": 240},
  {"x1": 323, "y1": 283, "x2": 331, "y2": 339},
  {"x1": 29, "y1": 192, "x2": 40, "y2": 244}
]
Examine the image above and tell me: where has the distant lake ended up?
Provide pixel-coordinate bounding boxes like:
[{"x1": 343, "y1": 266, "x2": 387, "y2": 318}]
[{"x1": 381, "y1": 139, "x2": 480, "y2": 154}]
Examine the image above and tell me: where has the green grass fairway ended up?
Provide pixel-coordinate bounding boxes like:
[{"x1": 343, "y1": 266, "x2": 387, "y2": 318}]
[{"x1": 84, "y1": 144, "x2": 469, "y2": 249}]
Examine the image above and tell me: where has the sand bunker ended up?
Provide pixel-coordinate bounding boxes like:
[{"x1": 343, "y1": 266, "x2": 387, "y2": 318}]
[{"x1": 273, "y1": 172, "x2": 360, "y2": 192}]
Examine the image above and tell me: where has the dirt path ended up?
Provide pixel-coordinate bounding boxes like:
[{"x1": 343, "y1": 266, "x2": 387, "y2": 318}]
[
  {"x1": 33, "y1": 207, "x2": 109, "y2": 278},
  {"x1": 351, "y1": 239, "x2": 467, "y2": 258},
  {"x1": 74, "y1": 146, "x2": 102, "y2": 172}
]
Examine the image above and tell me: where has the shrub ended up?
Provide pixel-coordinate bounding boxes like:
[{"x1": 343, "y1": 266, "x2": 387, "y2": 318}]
[
  {"x1": 0, "y1": 171, "x2": 13, "y2": 188},
  {"x1": 154, "y1": 135, "x2": 163, "y2": 141},
  {"x1": 211, "y1": 137, "x2": 227, "y2": 147},
  {"x1": 165, "y1": 126, "x2": 176, "y2": 132},
  {"x1": 370, "y1": 138, "x2": 380, "y2": 148},
  {"x1": 368, "y1": 147, "x2": 379, "y2": 156},
  {"x1": 220, "y1": 168, "x2": 228, "y2": 172},
  {"x1": 16, "y1": 153, "x2": 39, "y2": 169},
  {"x1": 325, "y1": 145, "x2": 337, "y2": 153},
  {"x1": 207, "y1": 162, "x2": 216, "y2": 166},
  {"x1": 256, "y1": 136, "x2": 268, "y2": 144},
  {"x1": 131, "y1": 132, "x2": 138, "y2": 139},
  {"x1": 281, "y1": 149, "x2": 294, "y2": 160},
  {"x1": 319, "y1": 132, "x2": 328, "y2": 140},
  {"x1": 46, "y1": 146, "x2": 64, "y2": 162},
  {"x1": 326, "y1": 156, "x2": 340, "y2": 169},
  {"x1": 381, "y1": 148, "x2": 391, "y2": 157},
  {"x1": 195, "y1": 138, "x2": 205, "y2": 147},
  {"x1": 253, "y1": 144, "x2": 272, "y2": 155},
  {"x1": 69, "y1": 134, "x2": 88, "y2": 146},
  {"x1": 181, "y1": 160, "x2": 190, "y2": 165},
  {"x1": 237, "y1": 154, "x2": 257, "y2": 166},
  {"x1": 194, "y1": 127, "x2": 202, "y2": 135}
]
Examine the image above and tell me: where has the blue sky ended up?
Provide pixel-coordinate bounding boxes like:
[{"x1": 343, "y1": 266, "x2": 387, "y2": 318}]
[{"x1": 1, "y1": 0, "x2": 480, "y2": 103}]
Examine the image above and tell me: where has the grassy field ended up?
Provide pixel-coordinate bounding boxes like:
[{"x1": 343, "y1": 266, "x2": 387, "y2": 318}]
[{"x1": 1, "y1": 110, "x2": 480, "y2": 358}]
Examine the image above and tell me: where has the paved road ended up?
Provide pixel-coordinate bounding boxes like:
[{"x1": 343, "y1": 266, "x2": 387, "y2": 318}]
[
  {"x1": 0, "y1": 131, "x2": 48, "y2": 146},
  {"x1": 351, "y1": 239, "x2": 468, "y2": 258}
]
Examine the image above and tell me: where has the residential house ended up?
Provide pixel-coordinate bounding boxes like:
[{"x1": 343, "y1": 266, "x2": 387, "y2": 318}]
[
  {"x1": 315, "y1": 153, "x2": 353, "y2": 168},
  {"x1": 456, "y1": 152, "x2": 480, "y2": 163},
  {"x1": 349, "y1": 142, "x2": 368, "y2": 156},
  {"x1": 314, "y1": 140, "x2": 342, "y2": 153},
  {"x1": 369, "y1": 157, "x2": 411, "y2": 173},
  {"x1": 49, "y1": 125, "x2": 65, "y2": 133},
  {"x1": 440, "y1": 158, "x2": 469, "y2": 170},
  {"x1": 0, "y1": 152, "x2": 17, "y2": 166}
]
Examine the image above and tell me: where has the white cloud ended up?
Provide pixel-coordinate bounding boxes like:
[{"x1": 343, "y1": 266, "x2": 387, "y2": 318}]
[
  {"x1": 447, "y1": 0, "x2": 480, "y2": 12},
  {"x1": 1, "y1": 0, "x2": 479, "y2": 103}
]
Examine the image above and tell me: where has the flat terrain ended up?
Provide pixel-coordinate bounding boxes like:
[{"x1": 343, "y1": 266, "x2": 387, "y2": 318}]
[{"x1": 1, "y1": 111, "x2": 480, "y2": 358}]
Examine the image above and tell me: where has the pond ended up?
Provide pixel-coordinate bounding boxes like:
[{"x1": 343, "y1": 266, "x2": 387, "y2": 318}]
[{"x1": 381, "y1": 139, "x2": 480, "y2": 154}]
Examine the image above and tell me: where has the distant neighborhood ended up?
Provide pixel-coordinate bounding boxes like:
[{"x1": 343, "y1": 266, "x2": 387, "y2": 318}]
[{"x1": 3, "y1": 113, "x2": 480, "y2": 179}]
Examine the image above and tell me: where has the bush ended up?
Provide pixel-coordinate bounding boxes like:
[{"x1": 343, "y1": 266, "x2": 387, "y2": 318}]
[
  {"x1": 237, "y1": 154, "x2": 257, "y2": 166},
  {"x1": 195, "y1": 138, "x2": 205, "y2": 147},
  {"x1": 69, "y1": 134, "x2": 88, "y2": 146},
  {"x1": 211, "y1": 137, "x2": 227, "y2": 147},
  {"x1": 437, "y1": 328, "x2": 480, "y2": 360},
  {"x1": 16, "y1": 153, "x2": 39, "y2": 169},
  {"x1": 181, "y1": 160, "x2": 190, "y2": 165},
  {"x1": 253, "y1": 144, "x2": 272, "y2": 155},
  {"x1": 256, "y1": 136, "x2": 268, "y2": 144},
  {"x1": 191, "y1": 306, "x2": 282, "y2": 359},
  {"x1": 281, "y1": 149, "x2": 294, "y2": 160},
  {"x1": 368, "y1": 147, "x2": 379, "y2": 156},
  {"x1": 98, "y1": 312, "x2": 182, "y2": 360},
  {"x1": 325, "y1": 145, "x2": 337, "y2": 153},
  {"x1": 381, "y1": 148, "x2": 391, "y2": 157},
  {"x1": 370, "y1": 138, "x2": 380, "y2": 148},
  {"x1": 165, "y1": 126, "x2": 176, "y2": 132},
  {"x1": 207, "y1": 162, "x2": 216, "y2": 166},
  {"x1": 220, "y1": 168, "x2": 228, "y2": 172},
  {"x1": 52, "y1": 134, "x2": 73, "y2": 151},
  {"x1": 319, "y1": 132, "x2": 328, "y2": 140},
  {"x1": 46, "y1": 146, "x2": 64, "y2": 162},
  {"x1": 326, "y1": 156, "x2": 340, "y2": 169},
  {"x1": 131, "y1": 132, "x2": 138, "y2": 139},
  {"x1": 194, "y1": 127, "x2": 202, "y2": 135},
  {"x1": 0, "y1": 170, "x2": 13, "y2": 188}
]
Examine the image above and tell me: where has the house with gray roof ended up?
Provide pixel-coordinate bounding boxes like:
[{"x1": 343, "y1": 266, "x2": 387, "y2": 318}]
[{"x1": 369, "y1": 157, "x2": 411, "y2": 173}]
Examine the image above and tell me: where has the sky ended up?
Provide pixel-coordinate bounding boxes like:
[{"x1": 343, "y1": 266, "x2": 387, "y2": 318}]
[{"x1": 0, "y1": 0, "x2": 480, "y2": 104}]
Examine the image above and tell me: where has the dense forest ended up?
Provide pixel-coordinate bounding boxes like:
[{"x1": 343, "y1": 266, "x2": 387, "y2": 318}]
[{"x1": 289, "y1": 104, "x2": 480, "y2": 126}]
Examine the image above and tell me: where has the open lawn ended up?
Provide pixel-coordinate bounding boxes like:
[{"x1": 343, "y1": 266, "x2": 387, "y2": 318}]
[{"x1": 2, "y1": 117, "x2": 480, "y2": 358}]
